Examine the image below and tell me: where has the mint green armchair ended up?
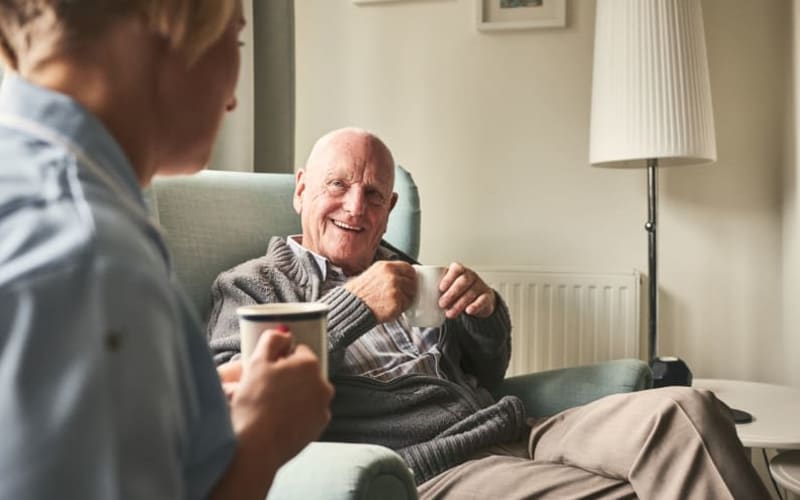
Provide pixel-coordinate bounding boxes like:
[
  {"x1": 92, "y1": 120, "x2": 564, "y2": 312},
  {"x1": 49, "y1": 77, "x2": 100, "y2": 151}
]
[{"x1": 147, "y1": 168, "x2": 650, "y2": 499}]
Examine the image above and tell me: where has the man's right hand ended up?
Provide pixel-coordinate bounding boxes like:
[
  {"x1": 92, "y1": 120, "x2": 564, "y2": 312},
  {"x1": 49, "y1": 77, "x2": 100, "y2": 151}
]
[
  {"x1": 343, "y1": 261, "x2": 416, "y2": 323},
  {"x1": 229, "y1": 330, "x2": 334, "y2": 468}
]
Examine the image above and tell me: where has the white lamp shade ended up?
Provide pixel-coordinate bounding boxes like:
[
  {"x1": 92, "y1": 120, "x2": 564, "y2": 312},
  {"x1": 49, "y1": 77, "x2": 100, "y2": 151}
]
[{"x1": 589, "y1": 0, "x2": 717, "y2": 167}]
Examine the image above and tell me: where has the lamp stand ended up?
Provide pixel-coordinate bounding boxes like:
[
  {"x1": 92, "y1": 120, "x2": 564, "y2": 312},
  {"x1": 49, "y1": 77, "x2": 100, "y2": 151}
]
[
  {"x1": 646, "y1": 158, "x2": 658, "y2": 361},
  {"x1": 645, "y1": 158, "x2": 693, "y2": 388},
  {"x1": 643, "y1": 161, "x2": 750, "y2": 422}
]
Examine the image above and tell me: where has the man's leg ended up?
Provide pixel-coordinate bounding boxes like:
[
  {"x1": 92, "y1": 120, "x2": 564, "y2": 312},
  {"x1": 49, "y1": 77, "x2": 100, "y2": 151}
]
[
  {"x1": 418, "y1": 443, "x2": 635, "y2": 500},
  {"x1": 528, "y1": 386, "x2": 770, "y2": 500}
]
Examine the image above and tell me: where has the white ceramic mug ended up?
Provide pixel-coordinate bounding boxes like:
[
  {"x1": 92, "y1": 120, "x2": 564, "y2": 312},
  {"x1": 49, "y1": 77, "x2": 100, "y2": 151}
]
[
  {"x1": 237, "y1": 302, "x2": 329, "y2": 375},
  {"x1": 404, "y1": 265, "x2": 447, "y2": 328}
]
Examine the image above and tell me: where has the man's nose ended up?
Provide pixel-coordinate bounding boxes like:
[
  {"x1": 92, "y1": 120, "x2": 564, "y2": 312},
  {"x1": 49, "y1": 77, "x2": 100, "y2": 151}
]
[{"x1": 343, "y1": 188, "x2": 365, "y2": 215}]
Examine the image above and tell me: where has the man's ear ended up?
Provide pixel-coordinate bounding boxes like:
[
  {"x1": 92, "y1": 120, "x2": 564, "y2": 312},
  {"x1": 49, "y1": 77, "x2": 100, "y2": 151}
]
[
  {"x1": 293, "y1": 169, "x2": 306, "y2": 214},
  {"x1": 380, "y1": 193, "x2": 400, "y2": 237}
]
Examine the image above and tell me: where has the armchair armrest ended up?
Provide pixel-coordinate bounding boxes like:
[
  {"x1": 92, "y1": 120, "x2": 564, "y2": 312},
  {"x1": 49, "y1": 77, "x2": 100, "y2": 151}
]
[
  {"x1": 493, "y1": 359, "x2": 652, "y2": 418},
  {"x1": 267, "y1": 442, "x2": 417, "y2": 500}
]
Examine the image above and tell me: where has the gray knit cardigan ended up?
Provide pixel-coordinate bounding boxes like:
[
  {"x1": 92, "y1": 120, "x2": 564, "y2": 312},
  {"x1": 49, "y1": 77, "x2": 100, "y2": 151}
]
[{"x1": 207, "y1": 237, "x2": 528, "y2": 485}]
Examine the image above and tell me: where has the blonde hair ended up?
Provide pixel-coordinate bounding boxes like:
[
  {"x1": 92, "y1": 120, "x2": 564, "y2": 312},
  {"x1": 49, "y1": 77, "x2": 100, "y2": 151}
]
[{"x1": 0, "y1": 0, "x2": 237, "y2": 70}]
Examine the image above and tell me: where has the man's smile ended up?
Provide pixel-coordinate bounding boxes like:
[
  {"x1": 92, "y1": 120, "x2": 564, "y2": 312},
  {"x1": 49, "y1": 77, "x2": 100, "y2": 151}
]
[{"x1": 331, "y1": 219, "x2": 364, "y2": 233}]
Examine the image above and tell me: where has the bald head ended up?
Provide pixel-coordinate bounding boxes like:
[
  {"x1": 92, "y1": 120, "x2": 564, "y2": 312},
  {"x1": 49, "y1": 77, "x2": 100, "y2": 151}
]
[
  {"x1": 294, "y1": 127, "x2": 398, "y2": 275},
  {"x1": 304, "y1": 127, "x2": 395, "y2": 182}
]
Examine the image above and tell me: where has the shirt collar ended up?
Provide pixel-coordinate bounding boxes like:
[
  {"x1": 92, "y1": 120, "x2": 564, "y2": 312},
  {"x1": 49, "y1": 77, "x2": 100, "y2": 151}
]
[
  {"x1": 286, "y1": 235, "x2": 342, "y2": 281},
  {"x1": 286, "y1": 235, "x2": 400, "y2": 280}
]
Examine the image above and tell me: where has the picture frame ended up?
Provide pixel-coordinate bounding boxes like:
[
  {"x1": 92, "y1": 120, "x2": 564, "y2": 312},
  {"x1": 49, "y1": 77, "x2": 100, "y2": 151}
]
[{"x1": 476, "y1": 0, "x2": 566, "y2": 31}]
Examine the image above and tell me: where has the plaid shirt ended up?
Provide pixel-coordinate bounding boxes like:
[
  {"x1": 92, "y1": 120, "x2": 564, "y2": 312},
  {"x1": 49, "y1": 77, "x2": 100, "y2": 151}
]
[{"x1": 287, "y1": 236, "x2": 444, "y2": 381}]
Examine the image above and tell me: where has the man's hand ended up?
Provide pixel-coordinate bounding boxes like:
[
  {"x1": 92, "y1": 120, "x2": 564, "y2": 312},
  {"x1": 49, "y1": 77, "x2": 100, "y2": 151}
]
[
  {"x1": 343, "y1": 261, "x2": 416, "y2": 323},
  {"x1": 228, "y1": 330, "x2": 334, "y2": 468},
  {"x1": 439, "y1": 262, "x2": 496, "y2": 319}
]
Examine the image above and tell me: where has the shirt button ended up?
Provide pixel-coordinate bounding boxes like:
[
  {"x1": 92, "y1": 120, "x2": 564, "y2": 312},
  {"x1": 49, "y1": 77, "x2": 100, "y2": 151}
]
[{"x1": 105, "y1": 330, "x2": 123, "y2": 352}]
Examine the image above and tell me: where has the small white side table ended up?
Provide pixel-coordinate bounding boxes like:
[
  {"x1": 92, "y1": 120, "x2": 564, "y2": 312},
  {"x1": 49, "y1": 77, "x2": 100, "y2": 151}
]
[
  {"x1": 693, "y1": 379, "x2": 800, "y2": 499},
  {"x1": 770, "y1": 450, "x2": 800, "y2": 497},
  {"x1": 692, "y1": 379, "x2": 800, "y2": 450}
]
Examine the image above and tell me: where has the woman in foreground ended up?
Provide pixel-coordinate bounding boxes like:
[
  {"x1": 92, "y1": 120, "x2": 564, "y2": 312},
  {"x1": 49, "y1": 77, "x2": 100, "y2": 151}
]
[{"x1": 0, "y1": 1, "x2": 332, "y2": 498}]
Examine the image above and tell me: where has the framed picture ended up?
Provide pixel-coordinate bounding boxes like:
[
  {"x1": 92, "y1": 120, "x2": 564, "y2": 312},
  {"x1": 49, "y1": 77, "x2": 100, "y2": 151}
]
[{"x1": 476, "y1": 0, "x2": 566, "y2": 31}]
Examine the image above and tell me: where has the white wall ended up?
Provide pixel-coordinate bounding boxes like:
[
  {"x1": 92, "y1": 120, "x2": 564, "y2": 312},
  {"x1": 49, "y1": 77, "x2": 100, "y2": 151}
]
[
  {"x1": 295, "y1": 0, "x2": 794, "y2": 385},
  {"x1": 786, "y1": 0, "x2": 800, "y2": 389},
  {"x1": 209, "y1": 0, "x2": 255, "y2": 171}
]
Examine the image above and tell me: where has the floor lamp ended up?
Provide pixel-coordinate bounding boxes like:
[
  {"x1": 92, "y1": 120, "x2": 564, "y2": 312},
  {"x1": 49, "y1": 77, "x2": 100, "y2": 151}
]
[{"x1": 588, "y1": 0, "x2": 715, "y2": 388}]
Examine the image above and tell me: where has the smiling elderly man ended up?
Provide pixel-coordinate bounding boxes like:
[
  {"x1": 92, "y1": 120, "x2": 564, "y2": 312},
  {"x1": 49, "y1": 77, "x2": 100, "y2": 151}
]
[{"x1": 207, "y1": 127, "x2": 768, "y2": 499}]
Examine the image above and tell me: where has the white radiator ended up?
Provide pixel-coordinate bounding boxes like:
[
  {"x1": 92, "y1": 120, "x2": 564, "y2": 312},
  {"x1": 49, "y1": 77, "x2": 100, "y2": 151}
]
[{"x1": 476, "y1": 267, "x2": 642, "y2": 376}]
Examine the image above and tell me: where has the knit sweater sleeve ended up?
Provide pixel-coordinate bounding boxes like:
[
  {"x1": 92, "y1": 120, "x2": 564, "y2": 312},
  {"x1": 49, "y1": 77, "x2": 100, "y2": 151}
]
[
  {"x1": 205, "y1": 257, "x2": 291, "y2": 364},
  {"x1": 205, "y1": 237, "x2": 379, "y2": 373},
  {"x1": 206, "y1": 237, "x2": 311, "y2": 364},
  {"x1": 447, "y1": 291, "x2": 512, "y2": 390},
  {"x1": 317, "y1": 286, "x2": 378, "y2": 374}
]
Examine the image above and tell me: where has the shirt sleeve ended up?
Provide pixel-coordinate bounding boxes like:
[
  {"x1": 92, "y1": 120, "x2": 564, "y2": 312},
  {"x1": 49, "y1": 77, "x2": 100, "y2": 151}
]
[
  {"x1": 177, "y1": 286, "x2": 236, "y2": 500},
  {"x1": 0, "y1": 254, "x2": 215, "y2": 499}
]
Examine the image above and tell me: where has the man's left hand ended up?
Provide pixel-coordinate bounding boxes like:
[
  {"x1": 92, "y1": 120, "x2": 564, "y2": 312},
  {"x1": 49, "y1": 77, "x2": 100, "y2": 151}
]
[{"x1": 438, "y1": 262, "x2": 495, "y2": 319}]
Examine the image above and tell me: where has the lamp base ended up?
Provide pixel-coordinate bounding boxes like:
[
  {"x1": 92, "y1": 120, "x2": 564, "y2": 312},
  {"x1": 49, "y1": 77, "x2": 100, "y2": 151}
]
[
  {"x1": 649, "y1": 358, "x2": 752, "y2": 423},
  {"x1": 649, "y1": 356, "x2": 693, "y2": 388}
]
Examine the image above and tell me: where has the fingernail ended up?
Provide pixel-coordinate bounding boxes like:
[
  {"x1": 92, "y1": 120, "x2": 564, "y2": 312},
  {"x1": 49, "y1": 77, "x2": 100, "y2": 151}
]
[{"x1": 277, "y1": 323, "x2": 290, "y2": 332}]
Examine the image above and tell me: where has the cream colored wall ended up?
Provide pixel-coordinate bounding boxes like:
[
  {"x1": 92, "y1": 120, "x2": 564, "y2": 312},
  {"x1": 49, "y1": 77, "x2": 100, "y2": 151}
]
[
  {"x1": 786, "y1": 0, "x2": 800, "y2": 389},
  {"x1": 210, "y1": 0, "x2": 254, "y2": 171},
  {"x1": 689, "y1": 0, "x2": 788, "y2": 384},
  {"x1": 295, "y1": 0, "x2": 794, "y2": 384}
]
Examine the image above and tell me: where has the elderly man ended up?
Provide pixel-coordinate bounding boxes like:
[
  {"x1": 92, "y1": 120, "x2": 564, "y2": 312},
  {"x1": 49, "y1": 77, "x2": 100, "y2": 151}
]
[{"x1": 208, "y1": 127, "x2": 768, "y2": 499}]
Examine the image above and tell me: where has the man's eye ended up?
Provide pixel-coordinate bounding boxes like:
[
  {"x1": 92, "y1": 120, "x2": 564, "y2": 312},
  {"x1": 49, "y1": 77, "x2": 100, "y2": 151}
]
[
  {"x1": 329, "y1": 180, "x2": 346, "y2": 190},
  {"x1": 367, "y1": 192, "x2": 385, "y2": 205}
]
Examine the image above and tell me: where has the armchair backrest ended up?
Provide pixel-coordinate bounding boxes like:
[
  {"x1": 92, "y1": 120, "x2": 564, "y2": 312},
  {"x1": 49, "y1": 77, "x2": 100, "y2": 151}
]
[{"x1": 147, "y1": 166, "x2": 421, "y2": 324}]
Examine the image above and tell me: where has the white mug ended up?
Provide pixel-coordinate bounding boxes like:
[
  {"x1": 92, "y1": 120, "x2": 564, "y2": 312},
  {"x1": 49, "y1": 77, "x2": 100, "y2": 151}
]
[
  {"x1": 404, "y1": 265, "x2": 447, "y2": 328},
  {"x1": 237, "y1": 302, "x2": 329, "y2": 375}
]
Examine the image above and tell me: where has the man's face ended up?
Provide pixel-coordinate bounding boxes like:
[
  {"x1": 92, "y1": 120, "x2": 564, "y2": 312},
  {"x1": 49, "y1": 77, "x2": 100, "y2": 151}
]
[{"x1": 294, "y1": 133, "x2": 397, "y2": 276}]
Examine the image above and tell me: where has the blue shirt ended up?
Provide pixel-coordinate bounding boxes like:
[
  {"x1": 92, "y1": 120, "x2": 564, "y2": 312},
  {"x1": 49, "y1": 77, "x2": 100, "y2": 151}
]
[{"x1": 0, "y1": 75, "x2": 235, "y2": 499}]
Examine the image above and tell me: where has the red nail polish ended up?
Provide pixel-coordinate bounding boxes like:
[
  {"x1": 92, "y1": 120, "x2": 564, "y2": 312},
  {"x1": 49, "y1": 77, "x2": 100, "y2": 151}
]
[{"x1": 277, "y1": 323, "x2": 290, "y2": 332}]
